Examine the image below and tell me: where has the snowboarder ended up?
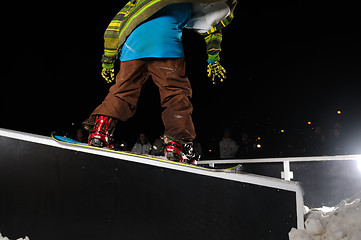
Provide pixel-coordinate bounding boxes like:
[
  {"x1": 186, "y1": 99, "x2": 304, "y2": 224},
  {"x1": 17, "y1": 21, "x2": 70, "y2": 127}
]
[{"x1": 82, "y1": 0, "x2": 237, "y2": 164}]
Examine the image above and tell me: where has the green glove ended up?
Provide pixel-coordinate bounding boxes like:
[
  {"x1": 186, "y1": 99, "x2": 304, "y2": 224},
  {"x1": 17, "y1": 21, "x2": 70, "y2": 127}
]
[
  {"x1": 207, "y1": 61, "x2": 226, "y2": 85},
  {"x1": 101, "y1": 67, "x2": 115, "y2": 84}
]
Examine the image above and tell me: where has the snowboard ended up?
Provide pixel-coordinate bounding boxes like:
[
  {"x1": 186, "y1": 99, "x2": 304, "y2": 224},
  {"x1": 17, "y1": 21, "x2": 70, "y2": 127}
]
[{"x1": 51, "y1": 134, "x2": 242, "y2": 173}]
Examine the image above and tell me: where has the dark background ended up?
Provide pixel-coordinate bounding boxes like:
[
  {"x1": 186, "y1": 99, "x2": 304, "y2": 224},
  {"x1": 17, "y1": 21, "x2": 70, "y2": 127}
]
[{"x1": 2, "y1": 1, "x2": 361, "y2": 157}]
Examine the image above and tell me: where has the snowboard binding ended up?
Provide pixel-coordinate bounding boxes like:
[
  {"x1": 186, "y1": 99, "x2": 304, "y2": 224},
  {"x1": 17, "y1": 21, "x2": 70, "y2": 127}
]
[
  {"x1": 87, "y1": 116, "x2": 115, "y2": 149},
  {"x1": 164, "y1": 139, "x2": 200, "y2": 165}
]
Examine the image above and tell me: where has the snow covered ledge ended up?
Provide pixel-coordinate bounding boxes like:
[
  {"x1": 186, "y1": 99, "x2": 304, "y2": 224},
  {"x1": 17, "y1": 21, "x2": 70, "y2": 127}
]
[{"x1": 289, "y1": 192, "x2": 361, "y2": 240}]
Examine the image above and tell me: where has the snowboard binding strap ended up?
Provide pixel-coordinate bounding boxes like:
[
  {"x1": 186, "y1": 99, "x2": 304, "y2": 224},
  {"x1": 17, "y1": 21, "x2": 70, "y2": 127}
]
[{"x1": 88, "y1": 116, "x2": 115, "y2": 149}]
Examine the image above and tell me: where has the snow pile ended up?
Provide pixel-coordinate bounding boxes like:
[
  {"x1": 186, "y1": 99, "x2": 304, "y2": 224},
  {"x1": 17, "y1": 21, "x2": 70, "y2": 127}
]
[
  {"x1": 0, "y1": 233, "x2": 29, "y2": 240},
  {"x1": 289, "y1": 193, "x2": 361, "y2": 240}
]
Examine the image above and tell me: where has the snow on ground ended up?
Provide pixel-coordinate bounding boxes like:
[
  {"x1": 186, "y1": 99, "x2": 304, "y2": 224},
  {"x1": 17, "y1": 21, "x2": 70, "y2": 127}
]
[
  {"x1": 0, "y1": 233, "x2": 29, "y2": 240},
  {"x1": 289, "y1": 192, "x2": 361, "y2": 240}
]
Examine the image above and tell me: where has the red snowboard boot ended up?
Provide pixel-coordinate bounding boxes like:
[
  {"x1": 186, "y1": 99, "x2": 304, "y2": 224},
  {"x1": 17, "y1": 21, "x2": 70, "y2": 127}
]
[
  {"x1": 164, "y1": 141, "x2": 199, "y2": 165},
  {"x1": 88, "y1": 116, "x2": 115, "y2": 149}
]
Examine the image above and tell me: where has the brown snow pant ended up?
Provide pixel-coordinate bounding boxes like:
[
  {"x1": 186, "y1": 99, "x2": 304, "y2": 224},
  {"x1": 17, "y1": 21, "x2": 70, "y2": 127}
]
[{"x1": 90, "y1": 58, "x2": 196, "y2": 142}]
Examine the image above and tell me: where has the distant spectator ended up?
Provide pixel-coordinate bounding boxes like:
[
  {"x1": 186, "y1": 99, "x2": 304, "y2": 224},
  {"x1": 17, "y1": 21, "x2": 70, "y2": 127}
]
[
  {"x1": 306, "y1": 126, "x2": 327, "y2": 155},
  {"x1": 132, "y1": 133, "x2": 152, "y2": 154},
  {"x1": 193, "y1": 139, "x2": 203, "y2": 158},
  {"x1": 219, "y1": 128, "x2": 239, "y2": 159},
  {"x1": 75, "y1": 129, "x2": 87, "y2": 143},
  {"x1": 329, "y1": 122, "x2": 345, "y2": 155},
  {"x1": 150, "y1": 136, "x2": 164, "y2": 156},
  {"x1": 237, "y1": 132, "x2": 253, "y2": 157}
]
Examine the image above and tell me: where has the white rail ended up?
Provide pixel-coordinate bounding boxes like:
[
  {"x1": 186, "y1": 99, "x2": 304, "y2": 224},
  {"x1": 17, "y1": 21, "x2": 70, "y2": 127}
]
[{"x1": 198, "y1": 155, "x2": 361, "y2": 181}]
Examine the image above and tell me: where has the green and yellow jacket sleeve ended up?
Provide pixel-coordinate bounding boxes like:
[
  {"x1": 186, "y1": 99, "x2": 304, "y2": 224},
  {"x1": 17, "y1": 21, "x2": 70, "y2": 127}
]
[
  {"x1": 203, "y1": 30, "x2": 222, "y2": 62},
  {"x1": 102, "y1": 0, "x2": 139, "y2": 69},
  {"x1": 200, "y1": 11, "x2": 234, "y2": 62}
]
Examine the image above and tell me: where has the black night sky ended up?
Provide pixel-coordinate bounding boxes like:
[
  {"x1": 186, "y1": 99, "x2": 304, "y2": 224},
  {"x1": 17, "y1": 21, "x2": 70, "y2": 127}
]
[{"x1": 2, "y1": 2, "x2": 361, "y2": 157}]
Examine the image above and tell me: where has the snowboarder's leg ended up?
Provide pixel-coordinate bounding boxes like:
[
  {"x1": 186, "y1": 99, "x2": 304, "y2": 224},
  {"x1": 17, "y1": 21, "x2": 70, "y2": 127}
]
[
  {"x1": 148, "y1": 57, "x2": 196, "y2": 142},
  {"x1": 148, "y1": 58, "x2": 198, "y2": 164},
  {"x1": 83, "y1": 59, "x2": 150, "y2": 148},
  {"x1": 91, "y1": 59, "x2": 150, "y2": 121}
]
